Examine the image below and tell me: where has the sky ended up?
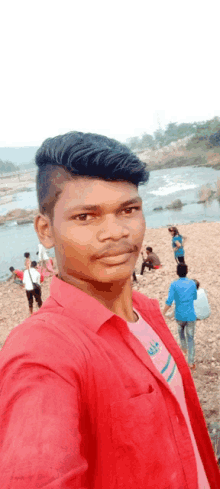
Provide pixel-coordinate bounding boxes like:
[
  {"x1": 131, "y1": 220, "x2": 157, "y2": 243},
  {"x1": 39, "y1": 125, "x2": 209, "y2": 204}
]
[{"x1": 0, "y1": 0, "x2": 220, "y2": 147}]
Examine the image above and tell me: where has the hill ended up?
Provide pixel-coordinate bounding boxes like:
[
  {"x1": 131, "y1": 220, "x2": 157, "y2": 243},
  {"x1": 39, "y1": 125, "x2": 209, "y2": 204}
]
[{"x1": 126, "y1": 118, "x2": 220, "y2": 171}]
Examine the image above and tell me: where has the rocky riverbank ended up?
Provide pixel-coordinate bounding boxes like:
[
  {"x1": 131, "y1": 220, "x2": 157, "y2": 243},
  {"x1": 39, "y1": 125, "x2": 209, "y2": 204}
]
[
  {"x1": 0, "y1": 170, "x2": 36, "y2": 206},
  {"x1": 0, "y1": 208, "x2": 38, "y2": 225}
]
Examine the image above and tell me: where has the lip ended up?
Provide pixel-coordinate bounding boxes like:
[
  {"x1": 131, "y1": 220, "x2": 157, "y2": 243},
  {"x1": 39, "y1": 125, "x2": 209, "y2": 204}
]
[{"x1": 98, "y1": 252, "x2": 133, "y2": 265}]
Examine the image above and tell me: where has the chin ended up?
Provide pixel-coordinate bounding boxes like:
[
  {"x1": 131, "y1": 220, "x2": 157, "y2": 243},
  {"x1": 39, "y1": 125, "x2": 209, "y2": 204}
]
[{"x1": 93, "y1": 265, "x2": 134, "y2": 283}]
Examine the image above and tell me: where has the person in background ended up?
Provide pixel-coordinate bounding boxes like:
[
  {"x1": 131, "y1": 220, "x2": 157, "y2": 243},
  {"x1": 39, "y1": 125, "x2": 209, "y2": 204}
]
[
  {"x1": 163, "y1": 263, "x2": 197, "y2": 370},
  {"x1": 37, "y1": 242, "x2": 49, "y2": 267},
  {"x1": 140, "y1": 246, "x2": 161, "y2": 274},
  {"x1": 22, "y1": 260, "x2": 42, "y2": 315},
  {"x1": 24, "y1": 252, "x2": 31, "y2": 269},
  {"x1": 193, "y1": 279, "x2": 211, "y2": 320},
  {"x1": 8, "y1": 267, "x2": 24, "y2": 286},
  {"x1": 168, "y1": 227, "x2": 185, "y2": 264},
  {"x1": 46, "y1": 256, "x2": 56, "y2": 274}
]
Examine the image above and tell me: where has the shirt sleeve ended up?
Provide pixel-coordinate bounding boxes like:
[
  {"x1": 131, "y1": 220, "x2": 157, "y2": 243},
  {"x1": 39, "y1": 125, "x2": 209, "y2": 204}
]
[
  {"x1": 193, "y1": 284, "x2": 197, "y2": 300},
  {"x1": 166, "y1": 283, "x2": 175, "y2": 306},
  {"x1": 0, "y1": 349, "x2": 89, "y2": 488},
  {"x1": 22, "y1": 271, "x2": 27, "y2": 285}
]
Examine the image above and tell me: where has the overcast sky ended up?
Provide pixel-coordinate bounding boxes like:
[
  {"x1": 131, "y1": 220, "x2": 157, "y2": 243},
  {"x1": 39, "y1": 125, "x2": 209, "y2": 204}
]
[{"x1": 0, "y1": 0, "x2": 219, "y2": 147}]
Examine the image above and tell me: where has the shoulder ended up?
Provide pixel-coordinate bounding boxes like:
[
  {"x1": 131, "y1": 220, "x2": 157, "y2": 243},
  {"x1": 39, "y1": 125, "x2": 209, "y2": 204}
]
[
  {"x1": 132, "y1": 290, "x2": 160, "y2": 313},
  {"x1": 188, "y1": 279, "x2": 196, "y2": 287},
  {"x1": 0, "y1": 311, "x2": 87, "y2": 383}
]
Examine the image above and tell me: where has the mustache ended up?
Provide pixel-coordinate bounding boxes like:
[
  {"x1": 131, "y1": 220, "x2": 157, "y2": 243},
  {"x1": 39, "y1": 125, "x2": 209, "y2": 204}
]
[{"x1": 93, "y1": 243, "x2": 138, "y2": 260}]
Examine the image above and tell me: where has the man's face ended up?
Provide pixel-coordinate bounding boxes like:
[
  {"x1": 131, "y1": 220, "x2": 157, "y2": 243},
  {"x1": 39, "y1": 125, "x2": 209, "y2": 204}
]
[{"x1": 49, "y1": 177, "x2": 145, "y2": 284}]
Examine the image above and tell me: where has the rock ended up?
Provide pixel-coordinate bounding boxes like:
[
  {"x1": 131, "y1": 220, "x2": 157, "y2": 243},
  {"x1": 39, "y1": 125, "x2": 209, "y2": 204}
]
[
  {"x1": 166, "y1": 199, "x2": 183, "y2": 210},
  {"x1": 153, "y1": 206, "x2": 163, "y2": 211},
  {"x1": 17, "y1": 219, "x2": 34, "y2": 225},
  {"x1": 0, "y1": 208, "x2": 38, "y2": 224}
]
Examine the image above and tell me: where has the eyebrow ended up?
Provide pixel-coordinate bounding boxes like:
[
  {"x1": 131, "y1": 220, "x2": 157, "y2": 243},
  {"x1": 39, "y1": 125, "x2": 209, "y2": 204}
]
[{"x1": 64, "y1": 197, "x2": 142, "y2": 214}]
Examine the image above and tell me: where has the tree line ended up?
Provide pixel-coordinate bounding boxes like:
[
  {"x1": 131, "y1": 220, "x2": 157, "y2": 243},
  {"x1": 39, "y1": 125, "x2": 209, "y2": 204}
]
[
  {"x1": 0, "y1": 159, "x2": 19, "y2": 173},
  {"x1": 125, "y1": 117, "x2": 220, "y2": 152}
]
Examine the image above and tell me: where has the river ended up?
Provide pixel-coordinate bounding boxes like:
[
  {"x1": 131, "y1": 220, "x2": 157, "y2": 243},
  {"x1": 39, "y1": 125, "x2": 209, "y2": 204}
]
[{"x1": 0, "y1": 165, "x2": 220, "y2": 281}]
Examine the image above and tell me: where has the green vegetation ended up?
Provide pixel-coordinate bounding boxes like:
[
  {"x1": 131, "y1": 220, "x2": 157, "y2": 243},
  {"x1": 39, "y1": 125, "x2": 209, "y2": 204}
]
[
  {"x1": 186, "y1": 117, "x2": 220, "y2": 150},
  {"x1": 125, "y1": 117, "x2": 220, "y2": 153},
  {"x1": 0, "y1": 159, "x2": 19, "y2": 173}
]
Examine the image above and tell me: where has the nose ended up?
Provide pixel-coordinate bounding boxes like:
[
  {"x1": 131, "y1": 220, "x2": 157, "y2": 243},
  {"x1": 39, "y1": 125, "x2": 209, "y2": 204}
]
[{"x1": 97, "y1": 215, "x2": 129, "y2": 241}]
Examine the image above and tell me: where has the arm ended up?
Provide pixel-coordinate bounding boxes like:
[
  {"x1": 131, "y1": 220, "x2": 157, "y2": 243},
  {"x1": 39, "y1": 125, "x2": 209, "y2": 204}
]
[
  {"x1": 6, "y1": 274, "x2": 14, "y2": 282},
  {"x1": 0, "y1": 356, "x2": 89, "y2": 488},
  {"x1": 163, "y1": 304, "x2": 171, "y2": 316},
  {"x1": 175, "y1": 241, "x2": 181, "y2": 249},
  {"x1": 163, "y1": 283, "x2": 175, "y2": 316}
]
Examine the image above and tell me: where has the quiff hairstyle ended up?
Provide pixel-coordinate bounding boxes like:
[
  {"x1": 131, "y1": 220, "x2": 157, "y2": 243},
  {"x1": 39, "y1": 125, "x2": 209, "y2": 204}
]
[{"x1": 35, "y1": 131, "x2": 149, "y2": 220}]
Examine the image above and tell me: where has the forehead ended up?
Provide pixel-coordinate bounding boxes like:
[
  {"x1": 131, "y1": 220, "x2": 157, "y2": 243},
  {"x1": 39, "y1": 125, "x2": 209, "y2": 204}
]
[{"x1": 55, "y1": 177, "x2": 140, "y2": 211}]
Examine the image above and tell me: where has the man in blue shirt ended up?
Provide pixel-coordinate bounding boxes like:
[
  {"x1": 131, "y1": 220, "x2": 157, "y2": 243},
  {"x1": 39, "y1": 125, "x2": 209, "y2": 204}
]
[{"x1": 163, "y1": 264, "x2": 197, "y2": 370}]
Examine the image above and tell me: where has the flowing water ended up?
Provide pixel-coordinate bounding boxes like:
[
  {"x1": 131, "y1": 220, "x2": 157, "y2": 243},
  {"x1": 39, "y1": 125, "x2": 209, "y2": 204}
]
[{"x1": 0, "y1": 165, "x2": 220, "y2": 281}]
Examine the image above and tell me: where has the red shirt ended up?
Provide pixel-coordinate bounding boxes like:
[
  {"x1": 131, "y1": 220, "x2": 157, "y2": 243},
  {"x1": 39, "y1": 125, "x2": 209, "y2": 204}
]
[
  {"x1": 14, "y1": 269, "x2": 24, "y2": 280},
  {"x1": 0, "y1": 276, "x2": 219, "y2": 489}
]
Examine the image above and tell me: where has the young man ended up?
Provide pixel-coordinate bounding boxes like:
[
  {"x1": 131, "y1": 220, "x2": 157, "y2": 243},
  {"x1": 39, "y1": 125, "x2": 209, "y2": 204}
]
[
  {"x1": 140, "y1": 246, "x2": 161, "y2": 274},
  {"x1": 22, "y1": 260, "x2": 42, "y2": 315},
  {"x1": 0, "y1": 132, "x2": 219, "y2": 488},
  {"x1": 24, "y1": 251, "x2": 31, "y2": 269},
  {"x1": 163, "y1": 264, "x2": 197, "y2": 370},
  {"x1": 8, "y1": 266, "x2": 24, "y2": 285},
  {"x1": 37, "y1": 242, "x2": 50, "y2": 269}
]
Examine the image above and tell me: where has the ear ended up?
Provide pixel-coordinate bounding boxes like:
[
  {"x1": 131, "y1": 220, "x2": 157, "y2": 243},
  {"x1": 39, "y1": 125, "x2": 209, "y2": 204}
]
[{"x1": 34, "y1": 213, "x2": 55, "y2": 249}]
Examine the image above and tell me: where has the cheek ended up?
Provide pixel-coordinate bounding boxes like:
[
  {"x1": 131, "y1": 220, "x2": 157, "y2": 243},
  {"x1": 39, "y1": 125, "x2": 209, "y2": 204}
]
[
  {"x1": 131, "y1": 214, "x2": 146, "y2": 237},
  {"x1": 56, "y1": 224, "x2": 96, "y2": 256}
]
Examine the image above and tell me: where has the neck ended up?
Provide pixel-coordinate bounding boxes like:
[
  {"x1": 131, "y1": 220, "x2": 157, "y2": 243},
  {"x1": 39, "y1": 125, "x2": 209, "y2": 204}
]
[{"x1": 60, "y1": 272, "x2": 136, "y2": 322}]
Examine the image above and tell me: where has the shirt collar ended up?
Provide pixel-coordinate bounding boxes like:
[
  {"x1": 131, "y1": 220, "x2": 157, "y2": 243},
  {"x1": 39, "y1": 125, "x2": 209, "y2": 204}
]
[{"x1": 50, "y1": 275, "x2": 116, "y2": 333}]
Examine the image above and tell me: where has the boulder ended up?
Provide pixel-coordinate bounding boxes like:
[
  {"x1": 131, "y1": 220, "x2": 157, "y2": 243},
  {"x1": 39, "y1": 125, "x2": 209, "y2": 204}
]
[
  {"x1": 166, "y1": 199, "x2": 183, "y2": 210},
  {"x1": 153, "y1": 206, "x2": 163, "y2": 211}
]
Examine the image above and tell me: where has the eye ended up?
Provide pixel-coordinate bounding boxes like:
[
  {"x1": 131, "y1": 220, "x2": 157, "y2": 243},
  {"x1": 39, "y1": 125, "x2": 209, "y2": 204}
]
[
  {"x1": 74, "y1": 213, "x2": 94, "y2": 221},
  {"x1": 121, "y1": 206, "x2": 140, "y2": 215}
]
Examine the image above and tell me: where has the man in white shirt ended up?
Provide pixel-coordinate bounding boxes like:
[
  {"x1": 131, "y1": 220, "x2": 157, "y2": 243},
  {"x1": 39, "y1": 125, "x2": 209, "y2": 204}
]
[
  {"x1": 193, "y1": 279, "x2": 211, "y2": 320},
  {"x1": 23, "y1": 261, "x2": 42, "y2": 315},
  {"x1": 37, "y1": 243, "x2": 49, "y2": 268}
]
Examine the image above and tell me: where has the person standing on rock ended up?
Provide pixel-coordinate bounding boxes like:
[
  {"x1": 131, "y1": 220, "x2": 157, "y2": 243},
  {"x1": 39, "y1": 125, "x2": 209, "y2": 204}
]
[
  {"x1": 0, "y1": 132, "x2": 219, "y2": 488},
  {"x1": 168, "y1": 226, "x2": 185, "y2": 263},
  {"x1": 24, "y1": 251, "x2": 31, "y2": 269},
  {"x1": 163, "y1": 263, "x2": 197, "y2": 371},
  {"x1": 37, "y1": 242, "x2": 50, "y2": 269}
]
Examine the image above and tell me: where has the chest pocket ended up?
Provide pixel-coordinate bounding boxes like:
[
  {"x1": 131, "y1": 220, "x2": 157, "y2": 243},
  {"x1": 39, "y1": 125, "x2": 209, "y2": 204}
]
[{"x1": 110, "y1": 389, "x2": 183, "y2": 489}]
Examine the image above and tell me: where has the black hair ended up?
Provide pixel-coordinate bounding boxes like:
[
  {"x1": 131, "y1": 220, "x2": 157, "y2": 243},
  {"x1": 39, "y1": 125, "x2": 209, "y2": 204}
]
[
  {"x1": 31, "y1": 261, "x2": 37, "y2": 267},
  {"x1": 177, "y1": 263, "x2": 188, "y2": 277},
  {"x1": 146, "y1": 247, "x2": 153, "y2": 252},
  {"x1": 24, "y1": 252, "x2": 30, "y2": 258},
  {"x1": 172, "y1": 227, "x2": 182, "y2": 237},
  {"x1": 9, "y1": 267, "x2": 15, "y2": 272},
  {"x1": 193, "y1": 279, "x2": 200, "y2": 289},
  {"x1": 35, "y1": 131, "x2": 149, "y2": 219}
]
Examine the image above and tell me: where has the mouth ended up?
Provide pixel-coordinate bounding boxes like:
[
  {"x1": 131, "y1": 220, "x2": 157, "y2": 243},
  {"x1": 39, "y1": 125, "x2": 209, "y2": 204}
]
[{"x1": 98, "y1": 252, "x2": 133, "y2": 266}]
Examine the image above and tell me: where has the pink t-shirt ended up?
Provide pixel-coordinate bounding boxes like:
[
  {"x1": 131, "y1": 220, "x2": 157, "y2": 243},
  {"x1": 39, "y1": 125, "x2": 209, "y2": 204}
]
[{"x1": 127, "y1": 310, "x2": 210, "y2": 489}]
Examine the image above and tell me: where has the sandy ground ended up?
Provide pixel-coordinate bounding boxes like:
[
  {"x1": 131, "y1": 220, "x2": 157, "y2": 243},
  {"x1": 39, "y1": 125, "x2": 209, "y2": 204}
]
[{"x1": 0, "y1": 221, "x2": 220, "y2": 453}]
